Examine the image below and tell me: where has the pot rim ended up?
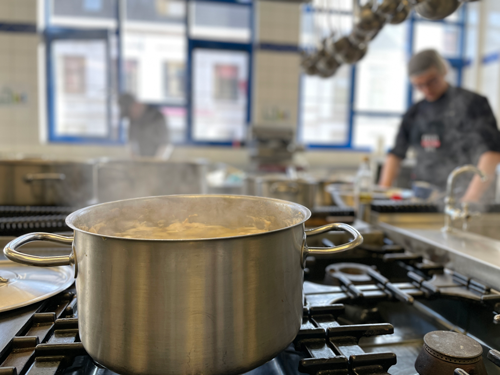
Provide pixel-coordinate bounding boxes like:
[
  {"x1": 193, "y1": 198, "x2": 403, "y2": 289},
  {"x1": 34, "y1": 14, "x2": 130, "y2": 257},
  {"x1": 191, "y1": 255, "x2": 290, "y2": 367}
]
[{"x1": 65, "y1": 194, "x2": 312, "y2": 242}]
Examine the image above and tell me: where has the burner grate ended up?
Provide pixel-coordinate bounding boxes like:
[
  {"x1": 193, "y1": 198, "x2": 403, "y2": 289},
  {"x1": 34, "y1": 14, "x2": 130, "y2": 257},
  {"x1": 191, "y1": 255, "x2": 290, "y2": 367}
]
[
  {"x1": 0, "y1": 292, "x2": 401, "y2": 375},
  {"x1": 370, "y1": 202, "x2": 440, "y2": 214},
  {"x1": 0, "y1": 206, "x2": 74, "y2": 236},
  {"x1": 0, "y1": 215, "x2": 70, "y2": 236},
  {"x1": 0, "y1": 206, "x2": 74, "y2": 218},
  {"x1": 296, "y1": 304, "x2": 396, "y2": 375}
]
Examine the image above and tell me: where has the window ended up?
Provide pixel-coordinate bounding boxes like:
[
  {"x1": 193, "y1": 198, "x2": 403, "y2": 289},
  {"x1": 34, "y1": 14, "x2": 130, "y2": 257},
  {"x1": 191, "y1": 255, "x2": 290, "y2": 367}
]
[
  {"x1": 47, "y1": 0, "x2": 188, "y2": 143},
  {"x1": 191, "y1": 49, "x2": 249, "y2": 142},
  {"x1": 186, "y1": 0, "x2": 253, "y2": 144},
  {"x1": 52, "y1": 0, "x2": 116, "y2": 20},
  {"x1": 300, "y1": 65, "x2": 350, "y2": 145},
  {"x1": 121, "y1": 0, "x2": 187, "y2": 141},
  {"x1": 353, "y1": 116, "x2": 401, "y2": 150},
  {"x1": 354, "y1": 23, "x2": 407, "y2": 114},
  {"x1": 414, "y1": 23, "x2": 461, "y2": 57},
  {"x1": 47, "y1": 36, "x2": 116, "y2": 141},
  {"x1": 122, "y1": 31, "x2": 186, "y2": 105},
  {"x1": 45, "y1": 1, "x2": 467, "y2": 148},
  {"x1": 300, "y1": 5, "x2": 468, "y2": 150},
  {"x1": 189, "y1": 2, "x2": 252, "y2": 42},
  {"x1": 351, "y1": 22, "x2": 408, "y2": 149},
  {"x1": 126, "y1": 0, "x2": 185, "y2": 22}
]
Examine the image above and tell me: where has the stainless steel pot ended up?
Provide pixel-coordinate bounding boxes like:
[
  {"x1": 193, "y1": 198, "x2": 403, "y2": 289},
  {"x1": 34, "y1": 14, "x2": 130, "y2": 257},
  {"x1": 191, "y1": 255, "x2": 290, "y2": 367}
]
[
  {"x1": 4, "y1": 195, "x2": 363, "y2": 375},
  {"x1": 253, "y1": 176, "x2": 318, "y2": 209},
  {"x1": 94, "y1": 158, "x2": 208, "y2": 202},
  {"x1": 0, "y1": 159, "x2": 94, "y2": 206}
]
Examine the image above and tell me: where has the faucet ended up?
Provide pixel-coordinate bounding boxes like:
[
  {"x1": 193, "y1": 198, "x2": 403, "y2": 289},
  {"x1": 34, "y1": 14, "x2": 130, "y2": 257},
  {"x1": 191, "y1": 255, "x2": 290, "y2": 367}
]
[{"x1": 443, "y1": 165, "x2": 487, "y2": 232}]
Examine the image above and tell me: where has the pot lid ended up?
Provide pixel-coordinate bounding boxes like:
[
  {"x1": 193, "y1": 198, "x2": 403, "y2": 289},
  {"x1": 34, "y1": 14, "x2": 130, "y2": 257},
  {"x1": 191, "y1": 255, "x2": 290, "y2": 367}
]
[{"x1": 0, "y1": 260, "x2": 74, "y2": 313}]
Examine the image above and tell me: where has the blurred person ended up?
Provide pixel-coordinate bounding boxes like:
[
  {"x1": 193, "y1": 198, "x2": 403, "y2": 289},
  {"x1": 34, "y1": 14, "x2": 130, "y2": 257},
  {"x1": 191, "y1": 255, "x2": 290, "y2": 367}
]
[
  {"x1": 379, "y1": 49, "x2": 500, "y2": 202},
  {"x1": 119, "y1": 93, "x2": 171, "y2": 158}
]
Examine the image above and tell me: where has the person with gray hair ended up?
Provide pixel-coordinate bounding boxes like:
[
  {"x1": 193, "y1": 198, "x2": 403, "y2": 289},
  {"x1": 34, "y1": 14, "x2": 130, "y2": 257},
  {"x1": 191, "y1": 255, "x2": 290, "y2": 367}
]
[{"x1": 379, "y1": 49, "x2": 500, "y2": 202}]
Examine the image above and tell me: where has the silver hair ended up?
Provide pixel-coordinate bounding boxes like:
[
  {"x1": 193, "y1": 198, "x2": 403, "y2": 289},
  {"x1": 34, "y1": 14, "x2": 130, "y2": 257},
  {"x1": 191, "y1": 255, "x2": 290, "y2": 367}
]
[{"x1": 408, "y1": 49, "x2": 447, "y2": 77}]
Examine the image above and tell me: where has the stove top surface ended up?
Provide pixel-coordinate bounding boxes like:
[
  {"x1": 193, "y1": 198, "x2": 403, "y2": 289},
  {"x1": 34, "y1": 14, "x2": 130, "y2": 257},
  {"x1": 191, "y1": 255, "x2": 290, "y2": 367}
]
[{"x1": 1, "y1": 228, "x2": 500, "y2": 375}]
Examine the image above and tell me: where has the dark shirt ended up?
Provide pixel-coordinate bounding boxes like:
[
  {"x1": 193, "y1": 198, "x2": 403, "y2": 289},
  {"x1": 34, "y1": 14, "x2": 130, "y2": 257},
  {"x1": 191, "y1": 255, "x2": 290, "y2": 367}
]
[
  {"x1": 128, "y1": 107, "x2": 169, "y2": 157},
  {"x1": 390, "y1": 86, "x2": 500, "y2": 190}
]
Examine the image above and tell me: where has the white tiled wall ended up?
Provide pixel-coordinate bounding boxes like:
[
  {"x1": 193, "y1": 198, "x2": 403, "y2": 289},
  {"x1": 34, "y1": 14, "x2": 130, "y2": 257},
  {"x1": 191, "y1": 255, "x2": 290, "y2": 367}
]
[
  {"x1": 0, "y1": 33, "x2": 40, "y2": 148},
  {"x1": 0, "y1": 0, "x2": 37, "y2": 24},
  {"x1": 256, "y1": 1, "x2": 301, "y2": 45},
  {"x1": 252, "y1": 51, "x2": 301, "y2": 128},
  {"x1": 252, "y1": 1, "x2": 301, "y2": 131}
]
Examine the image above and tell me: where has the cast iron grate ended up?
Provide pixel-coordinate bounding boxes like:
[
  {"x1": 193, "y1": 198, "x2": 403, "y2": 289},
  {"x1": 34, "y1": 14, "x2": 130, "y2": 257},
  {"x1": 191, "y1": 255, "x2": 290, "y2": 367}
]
[
  {"x1": 296, "y1": 305, "x2": 396, "y2": 375},
  {"x1": 0, "y1": 206, "x2": 74, "y2": 218},
  {"x1": 0, "y1": 291, "x2": 401, "y2": 375},
  {"x1": 370, "y1": 202, "x2": 440, "y2": 214},
  {"x1": 0, "y1": 215, "x2": 70, "y2": 237}
]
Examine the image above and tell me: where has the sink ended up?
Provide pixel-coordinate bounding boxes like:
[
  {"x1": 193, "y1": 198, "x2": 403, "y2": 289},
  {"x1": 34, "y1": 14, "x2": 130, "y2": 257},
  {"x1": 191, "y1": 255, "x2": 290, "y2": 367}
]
[{"x1": 372, "y1": 212, "x2": 500, "y2": 290}]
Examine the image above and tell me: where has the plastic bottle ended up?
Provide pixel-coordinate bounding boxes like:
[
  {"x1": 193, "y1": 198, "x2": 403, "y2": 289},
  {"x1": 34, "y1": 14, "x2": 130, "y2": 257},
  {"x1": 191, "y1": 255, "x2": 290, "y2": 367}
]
[{"x1": 354, "y1": 156, "x2": 373, "y2": 221}]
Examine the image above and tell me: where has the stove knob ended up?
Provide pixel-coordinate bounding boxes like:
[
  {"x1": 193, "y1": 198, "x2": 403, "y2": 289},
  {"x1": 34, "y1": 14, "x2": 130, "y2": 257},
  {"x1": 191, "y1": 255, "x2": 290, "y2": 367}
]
[
  {"x1": 454, "y1": 369, "x2": 469, "y2": 375},
  {"x1": 494, "y1": 314, "x2": 500, "y2": 324}
]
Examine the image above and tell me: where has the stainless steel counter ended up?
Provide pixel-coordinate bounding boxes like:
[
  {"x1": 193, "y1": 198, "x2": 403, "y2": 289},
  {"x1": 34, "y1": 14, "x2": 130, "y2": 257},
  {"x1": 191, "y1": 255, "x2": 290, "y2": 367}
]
[{"x1": 377, "y1": 218, "x2": 500, "y2": 291}]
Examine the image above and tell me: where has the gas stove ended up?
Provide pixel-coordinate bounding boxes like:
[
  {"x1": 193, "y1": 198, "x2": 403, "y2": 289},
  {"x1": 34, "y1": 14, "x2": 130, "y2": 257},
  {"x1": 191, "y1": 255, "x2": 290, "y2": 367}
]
[
  {"x1": 1, "y1": 227, "x2": 500, "y2": 375},
  {"x1": 0, "y1": 206, "x2": 73, "y2": 237}
]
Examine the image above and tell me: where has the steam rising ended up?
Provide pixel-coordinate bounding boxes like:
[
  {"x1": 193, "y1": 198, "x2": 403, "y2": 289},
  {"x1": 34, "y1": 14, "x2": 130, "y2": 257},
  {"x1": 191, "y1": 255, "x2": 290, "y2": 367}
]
[{"x1": 94, "y1": 159, "x2": 207, "y2": 203}]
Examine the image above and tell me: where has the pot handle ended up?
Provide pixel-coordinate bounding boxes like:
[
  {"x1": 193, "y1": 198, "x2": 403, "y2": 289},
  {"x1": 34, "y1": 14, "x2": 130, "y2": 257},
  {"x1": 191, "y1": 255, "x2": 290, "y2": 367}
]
[
  {"x1": 24, "y1": 173, "x2": 66, "y2": 182},
  {"x1": 4, "y1": 232, "x2": 75, "y2": 267},
  {"x1": 304, "y1": 223, "x2": 363, "y2": 256}
]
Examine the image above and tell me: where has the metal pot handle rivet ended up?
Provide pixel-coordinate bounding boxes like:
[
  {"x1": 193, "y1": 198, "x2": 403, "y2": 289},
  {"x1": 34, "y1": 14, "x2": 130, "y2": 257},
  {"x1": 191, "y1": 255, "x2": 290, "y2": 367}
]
[
  {"x1": 4, "y1": 233, "x2": 75, "y2": 268},
  {"x1": 304, "y1": 223, "x2": 363, "y2": 256}
]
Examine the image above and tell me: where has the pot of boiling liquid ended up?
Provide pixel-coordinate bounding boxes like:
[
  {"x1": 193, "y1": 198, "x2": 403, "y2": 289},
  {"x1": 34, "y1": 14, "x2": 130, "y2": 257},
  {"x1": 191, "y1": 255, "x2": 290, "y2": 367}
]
[{"x1": 4, "y1": 195, "x2": 362, "y2": 375}]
